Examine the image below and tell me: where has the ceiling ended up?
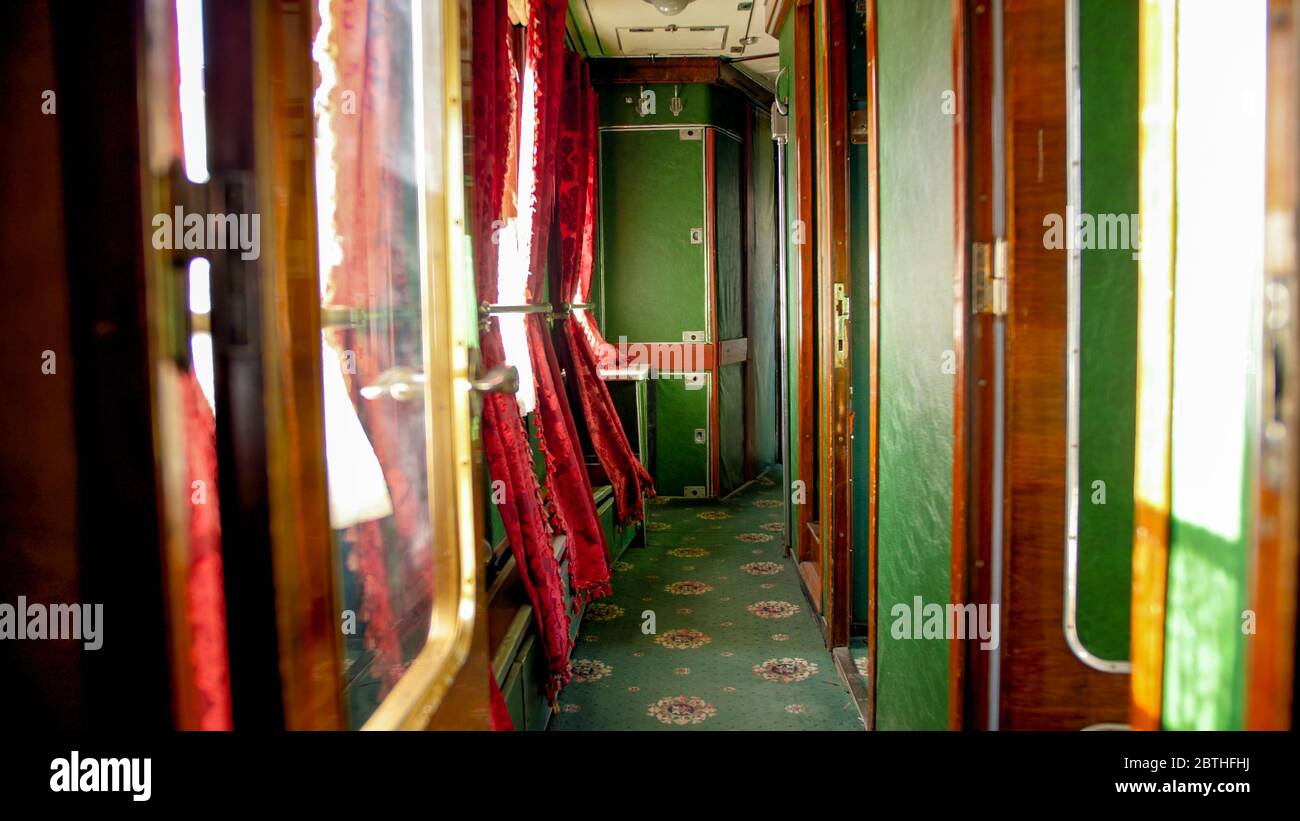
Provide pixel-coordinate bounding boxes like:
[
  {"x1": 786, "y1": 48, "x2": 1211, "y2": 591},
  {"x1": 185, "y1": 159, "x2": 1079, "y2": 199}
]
[{"x1": 566, "y1": 0, "x2": 781, "y2": 88}]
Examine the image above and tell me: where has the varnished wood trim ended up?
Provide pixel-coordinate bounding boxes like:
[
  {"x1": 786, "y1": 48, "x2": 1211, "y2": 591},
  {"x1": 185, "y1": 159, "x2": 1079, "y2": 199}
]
[
  {"x1": 587, "y1": 57, "x2": 775, "y2": 109},
  {"x1": 1001, "y1": 0, "x2": 1128, "y2": 730},
  {"x1": 1246, "y1": 0, "x2": 1300, "y2": 730},
  {"x1": 863, "y1": 0, "x2": 881, "y2": 731},
  {"x1": 794, "y1": 2, "x2": 818, "y2": 576},
  {"x1": 961, "y1": 0, "x2": 999, "y2": 732},
  {"x1": 814, "y1": 0, "x2": 853, "y2": 648},
  {"x1": 253, "y1": 0, "x2": 344, "y2": 731},
  {"x1": 948, "y1": 0, "x2": 970, "y2": 732},
  {"x1": 707, "y1": 128, "x2": 722, "y2": 496},
  {"x1": 1130, "y1": 0, "x2": 1177, "y2": 732}
]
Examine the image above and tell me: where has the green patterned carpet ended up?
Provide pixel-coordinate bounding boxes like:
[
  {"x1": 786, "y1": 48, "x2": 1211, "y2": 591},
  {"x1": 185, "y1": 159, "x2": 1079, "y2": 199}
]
[{"x1": 552, "y1": 472, "x2": 864, "y2": 731}]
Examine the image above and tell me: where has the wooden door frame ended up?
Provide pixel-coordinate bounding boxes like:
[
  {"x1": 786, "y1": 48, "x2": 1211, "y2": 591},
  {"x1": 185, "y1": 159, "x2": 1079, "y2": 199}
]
[
  {"x1": 792, "y1": 0, "x2": 819, "y2": 592},
  {"x1": 957, "y1": 0, "x2": 998, "y2": 731},
  {"x1": 1247, "y1": 0, "x2": 1300, "y2": 730},
  {"x1": 813, "y1": 0, "x2": 853, "y2": 649},
  {"x1": 998, "y1": 0, "x2": 1129, "y2": 730},
  {"x1": 948, "y1": 0, "x2": 972, "y2": 731},
  {"x1": 863, "y1": 0, "x2": 881, "y2": 729},
  {"x1": 251, "y1": 0, "x2": 345, "y2": 731},
  {"x1": 1130, "y1": 0, "x2": 1176, "y2": 731},
  {"x1": 221, "y1": 0, "x2": 489, "y2": 729}
]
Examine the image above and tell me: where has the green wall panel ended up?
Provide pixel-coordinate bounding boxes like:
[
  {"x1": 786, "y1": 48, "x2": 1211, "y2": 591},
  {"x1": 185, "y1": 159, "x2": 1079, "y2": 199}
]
[
  {"x1": 748, "y1": 114, "x2": 779, "y2": 468},
  {"x1": 716, "y1": 134, "x2": 744, "y2": 341},
  {"x1": 1075, "y1": 0, "x2": 1138, "y2": 664},
  {"x1": 599, "y1": 83, "x2": 746, "y2": 136},
  {"x1": 848, "y1": 0, "x2": 872, "y2": 627},
  {"x1": 601, "y1": 129, "x2": 707, "y2": 344},
  {"x1": 875, "y1": 0, "x2": 955, "y2": 731},
  {"x1": 654, "y1": 377, "x2": 710, "y2": 496},
  {"x1": 716, "y1": 133, "x2": 744, "y2": 493},
  {"x1": 777, "y1": 20, "x2": 801, "y2": 535}
]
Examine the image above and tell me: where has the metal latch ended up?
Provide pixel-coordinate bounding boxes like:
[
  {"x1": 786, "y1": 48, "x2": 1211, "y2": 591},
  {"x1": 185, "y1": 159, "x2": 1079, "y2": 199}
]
[
  {"x1": 972, "y1": 238, "x2": 1008, "y2": 316},
  {"x1": 833, "y1": 282, "x2": 850, "y2": 368}
]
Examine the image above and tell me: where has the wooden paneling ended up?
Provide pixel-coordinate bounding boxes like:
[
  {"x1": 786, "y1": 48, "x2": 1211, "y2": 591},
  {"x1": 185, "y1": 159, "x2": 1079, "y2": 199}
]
[
  {"x1": 1247, "y1": 0, "x2": 1300, "y2": 730},
  {"x1": 948, "y1": 0, "x2": 969, "y2": 731},
  {"x1": 1130, "y1": 0, "x2": 1176, "y2": 732},
  {"x1": 587, "y1": 57, "x2": 774, "y2": 110},
  {"x1": 961, "y1": 0, "x2": 998, "y2": 732},
  {"x1": 815, "y1": 0, "x2": 853, "y2": 648},
  {"x1": 254, "y1": 0, "x2": 344, "y2": 729},
  {"x1": 863, "y1": 0, "x2": 881, "y2": 730},
  {"x1": 793, "y1": 1, "x2": 819, "y2": 579},
  {"x1": 0, "y1": 0, "x2": 84, "y2": 730},
  {"x1": 1000, "y1": 0, "x2": 1128, "y2": 729}
]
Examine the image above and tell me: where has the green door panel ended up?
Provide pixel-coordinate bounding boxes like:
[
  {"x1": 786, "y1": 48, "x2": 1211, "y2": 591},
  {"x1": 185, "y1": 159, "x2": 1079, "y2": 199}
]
[
  {"x1": 654, "y1": 376, "x2": 710, "y2": 496},
  {"x1": 874, "y1": 0, "x2": 955, "y2": 731},
  {"x1": 601, "y1": 129, "x2": 707, "y2": 345},
  {"x1": 1074, "y1": 0, "x2": 1139, "y2": 664}
]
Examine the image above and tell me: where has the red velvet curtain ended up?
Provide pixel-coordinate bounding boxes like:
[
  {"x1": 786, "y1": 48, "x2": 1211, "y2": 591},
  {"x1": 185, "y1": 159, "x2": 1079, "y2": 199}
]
[
  {"x1": 472, "y1": 0, "x2": 572, "y2": 698},
  {"x1": 521, "y1": 0, "x2": 613, "y2": 604},
  {"x1": 556, "y1": 52, "x2": 656, "y2": 525},
  {"x1": 181, "y1": 367, "x2": 232, "y2": 730}
]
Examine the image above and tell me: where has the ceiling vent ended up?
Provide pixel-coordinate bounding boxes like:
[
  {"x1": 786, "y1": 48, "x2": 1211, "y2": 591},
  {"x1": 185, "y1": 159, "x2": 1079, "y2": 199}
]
[{"x1": 617, "y1": 25, "x2": 728, "y2": 55}]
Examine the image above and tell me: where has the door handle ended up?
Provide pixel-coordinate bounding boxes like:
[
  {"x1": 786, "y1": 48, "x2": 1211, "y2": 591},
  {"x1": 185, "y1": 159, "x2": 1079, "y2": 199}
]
[
  {"x1": 360, "y1": 366, "x2": 425, "y2": 402},
  {"x1": 471, "y1": 364, "x2": 519, "y2": 395}
]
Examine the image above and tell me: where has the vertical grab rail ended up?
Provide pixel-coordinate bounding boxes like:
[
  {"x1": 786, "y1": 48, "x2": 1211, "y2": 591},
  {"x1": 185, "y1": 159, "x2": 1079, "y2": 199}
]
[
  {"x1": 773, "y1": 87, "x2": 792, "y2": 556},
  {"x1": 1063, "y1": 0, "x2": 1131, "y2": 674}
]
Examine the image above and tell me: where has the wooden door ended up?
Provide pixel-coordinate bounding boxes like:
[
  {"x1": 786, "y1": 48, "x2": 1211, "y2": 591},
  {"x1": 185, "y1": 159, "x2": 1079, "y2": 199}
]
[{"x1": 205, "y1": 0, "x2": 490, "y2": 729}]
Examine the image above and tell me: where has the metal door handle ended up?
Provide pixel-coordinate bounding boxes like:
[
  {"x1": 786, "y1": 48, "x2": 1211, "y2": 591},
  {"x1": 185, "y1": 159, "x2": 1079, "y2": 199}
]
[{"x1": 471, "y1": 364, "x2": 518, "y2": 395}]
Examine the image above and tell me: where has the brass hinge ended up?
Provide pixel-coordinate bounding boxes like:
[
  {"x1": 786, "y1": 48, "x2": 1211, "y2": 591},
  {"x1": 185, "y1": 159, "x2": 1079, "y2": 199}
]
[
  {"x1": 833, "y1": 282, "x2": 850, "y2": 368},
  {"x1": 972, "y1": 237, "x2": 1008, "y2": 316}
]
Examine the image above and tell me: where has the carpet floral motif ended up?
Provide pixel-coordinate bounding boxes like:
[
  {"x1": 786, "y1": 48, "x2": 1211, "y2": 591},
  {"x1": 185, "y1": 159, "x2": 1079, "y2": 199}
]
[
  {"x1": 647, "y1": 695, "x2": 717, "y2": 726},
  {"x1": 746, "y1": 600, "x2": 801, "y2": 620}
]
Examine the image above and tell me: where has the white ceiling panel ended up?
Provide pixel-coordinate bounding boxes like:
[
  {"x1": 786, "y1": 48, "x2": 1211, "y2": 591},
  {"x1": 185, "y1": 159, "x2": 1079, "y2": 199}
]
[{"x1": 568, "y1": 0, "x2": 781, "y2": 86}]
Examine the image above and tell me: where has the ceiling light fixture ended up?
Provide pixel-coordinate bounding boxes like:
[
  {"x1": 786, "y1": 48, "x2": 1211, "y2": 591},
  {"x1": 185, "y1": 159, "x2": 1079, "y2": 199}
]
[{"x1": 643, "y1": 0, "x2": 696, "y2": 16}]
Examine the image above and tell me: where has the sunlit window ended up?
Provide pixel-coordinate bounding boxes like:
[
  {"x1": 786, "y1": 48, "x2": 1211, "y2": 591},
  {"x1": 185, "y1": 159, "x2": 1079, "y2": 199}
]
[{"x1": 496, "y1": 57, "x2": 539, "y2": 415}]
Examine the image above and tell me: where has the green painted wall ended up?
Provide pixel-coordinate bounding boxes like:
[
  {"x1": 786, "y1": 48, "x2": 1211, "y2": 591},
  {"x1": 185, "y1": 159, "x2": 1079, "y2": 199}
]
[
  {"x1": 1075, "y1": 0, "x2": 1138, "y2": 663},
  {"x1": 599, "y1": 83, "x2": 746, "y2": 136},
  {"x1": 748, "y1": 114, "x2": 779, "y2": 469},
  {"x1": 874, "y1": 0, "x2": 955, "y2": 731},
  {"x1": 778, "y1": 19, "x2": 802, "y2": 539},
  {"x1": 847, "y1": 0, "x2": 871, "y2": 628},
  {"x1": 716, "y1": 134, "x2": 746, "y2": 493}
]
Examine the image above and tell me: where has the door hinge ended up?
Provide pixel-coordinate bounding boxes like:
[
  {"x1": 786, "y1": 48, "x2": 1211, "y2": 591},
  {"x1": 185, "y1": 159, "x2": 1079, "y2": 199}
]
[
  {"x1": 833, "y1": 282, "x2": 850, "y2": 368},
  {"x1": 972, "y1": 237, "x2": 1008, "y2": 316}
]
